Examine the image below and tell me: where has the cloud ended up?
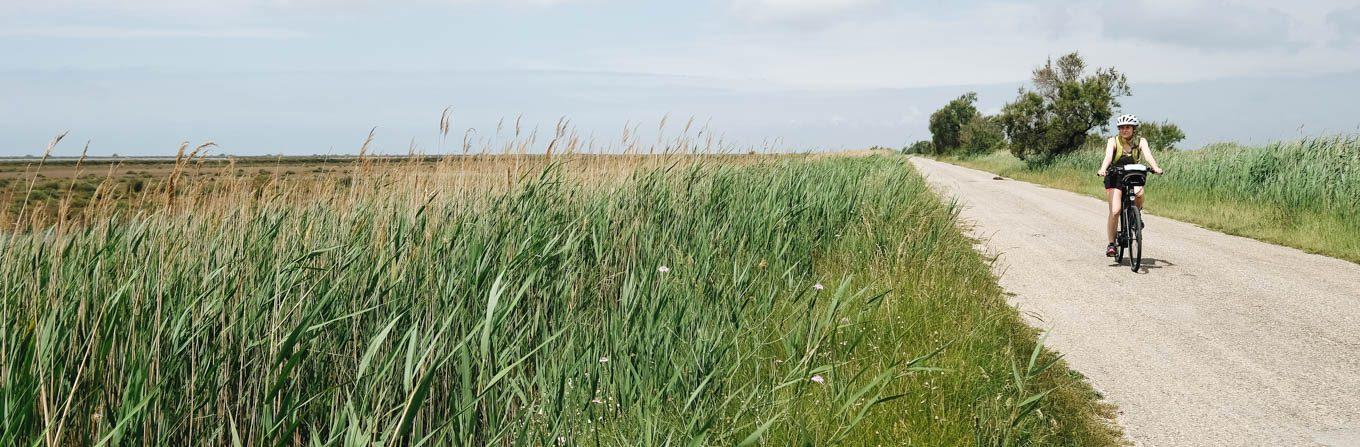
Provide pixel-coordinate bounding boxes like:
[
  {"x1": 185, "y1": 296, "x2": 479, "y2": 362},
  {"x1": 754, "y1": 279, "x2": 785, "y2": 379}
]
[
  {"x1": 586, "y1": 1, "x2": 1360, "y2": 90},
  {"x1": 1327, "y1": 6, "x2": 1360, "y2": 45},
  {"x1": 729, "y1": 0, "x2": 886, "y2": 28},
  {"x1": 0, "y1": 0, "x2": 582, "y2": 21},
  {"x1": 0, "y1": 26, "x2": 308, "y2": 39},
  {"x1": 4, "y1": 0, "x2": 1359, "y2": 90},
  {"x1": 1100, "y1": 0, "x2": 1299, "y2": 51}
]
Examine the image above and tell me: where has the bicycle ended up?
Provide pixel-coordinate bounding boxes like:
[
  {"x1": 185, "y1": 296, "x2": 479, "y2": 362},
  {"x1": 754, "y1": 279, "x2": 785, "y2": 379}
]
[{"x1": 1109, "y1": 164, "x2": 1152, "y2": 272}]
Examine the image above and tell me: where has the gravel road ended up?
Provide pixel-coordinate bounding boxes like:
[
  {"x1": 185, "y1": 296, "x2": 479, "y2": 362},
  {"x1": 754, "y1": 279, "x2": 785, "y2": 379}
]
[{"x1": 909, "y1": 156, "x2": 1360, "y2": 447}]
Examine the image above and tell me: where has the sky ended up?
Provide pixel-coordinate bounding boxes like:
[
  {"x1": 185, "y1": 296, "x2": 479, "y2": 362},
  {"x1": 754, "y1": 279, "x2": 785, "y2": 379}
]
[{"x1": 2, "y1": 0, "x2": 1359, "y2": 155}]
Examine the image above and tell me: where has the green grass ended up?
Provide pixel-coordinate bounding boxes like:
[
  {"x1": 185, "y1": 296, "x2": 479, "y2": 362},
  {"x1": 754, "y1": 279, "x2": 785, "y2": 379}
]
[
  {"x1": 935, "y1": 137, "x2": 1360, "y2": 263},
  {"x1": 1, "y1": 155, "x2": 1118, "y2": 445}
]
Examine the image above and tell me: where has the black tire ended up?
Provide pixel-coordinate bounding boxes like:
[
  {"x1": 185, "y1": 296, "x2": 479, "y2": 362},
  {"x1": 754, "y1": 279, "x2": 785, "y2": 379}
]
[
  {"x1": 1114, "y1": 220, "x2": 1126, "y2": 263},
  {"x1": 1128, "y1": 208, "x2": 1143, "y2": 272}
]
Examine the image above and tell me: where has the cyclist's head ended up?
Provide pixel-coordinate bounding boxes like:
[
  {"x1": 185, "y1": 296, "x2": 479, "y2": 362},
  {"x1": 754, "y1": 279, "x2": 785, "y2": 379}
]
[{"x1": 1115, "y1": 114, "x2": 1139, "y2": 138}]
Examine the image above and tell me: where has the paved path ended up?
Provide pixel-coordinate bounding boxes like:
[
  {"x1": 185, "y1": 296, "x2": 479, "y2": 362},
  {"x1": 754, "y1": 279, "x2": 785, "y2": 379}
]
[{"x1": 909, "y1": 157, "x2": 1360, "y2": 447}]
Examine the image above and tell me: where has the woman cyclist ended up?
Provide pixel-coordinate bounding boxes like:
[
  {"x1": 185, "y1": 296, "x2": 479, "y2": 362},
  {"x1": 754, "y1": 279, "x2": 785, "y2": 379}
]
[{"x1": 1097, "y1": 114, "x2": 1164, "y2": 257}]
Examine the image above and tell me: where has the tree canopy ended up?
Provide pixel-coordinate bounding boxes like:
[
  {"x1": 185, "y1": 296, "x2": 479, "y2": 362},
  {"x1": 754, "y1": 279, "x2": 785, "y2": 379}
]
[{"x1": 999, "y1": 52, "x2": 1130, "y2": 164}]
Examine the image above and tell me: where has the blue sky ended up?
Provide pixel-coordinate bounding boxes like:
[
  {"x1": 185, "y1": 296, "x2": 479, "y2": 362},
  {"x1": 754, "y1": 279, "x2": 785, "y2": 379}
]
[{"x1": 3, "y1": 0, "x2": 1360, "y2": 155}]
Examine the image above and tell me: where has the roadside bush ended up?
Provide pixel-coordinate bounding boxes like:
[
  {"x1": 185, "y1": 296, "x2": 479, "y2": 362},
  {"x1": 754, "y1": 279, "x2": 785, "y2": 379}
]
[
  {"x1": 1138, "y1": 120, "x2": 1187, "y2": 151},
  {"x1": 999, "y1": 52, "x2": 1130, "y2": 165},
  {"x1": 1082, "y1": 133, "x2": 1108, "y2": 152},
  {"x1": 929, "y1": 92, "x2": 980, "y2": 155},
  {"x1": 959, "y1": 115, "x2": 1006, "y2": 155},
  {"x1": 904, "y1": 140, "x2": 934, "y2": 155}
]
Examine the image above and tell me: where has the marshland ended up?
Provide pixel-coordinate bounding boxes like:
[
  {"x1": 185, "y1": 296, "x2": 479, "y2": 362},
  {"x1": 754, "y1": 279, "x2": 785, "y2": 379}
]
[{"x1": 0, "y1": 123, "x2": 1122, "y2": 446}]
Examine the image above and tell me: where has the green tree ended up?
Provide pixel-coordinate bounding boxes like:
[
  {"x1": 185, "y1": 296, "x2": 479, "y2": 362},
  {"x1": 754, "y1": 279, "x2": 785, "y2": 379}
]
[
  {"x1": 929, "y1": 92, "x2": 980, "y2": 155},
  {"x1": 903, "y1": 140, "x2": 934, "y2": 155},
  {"x1": 960, "y1": 115, "x2": 1006, "y2": 155},
  {"x1": 999, "y1": 52, "x2": 1131, "y2": 164},
  {"x1": 1138, "y1": 120, "x2": 1187, "y2": 151}
]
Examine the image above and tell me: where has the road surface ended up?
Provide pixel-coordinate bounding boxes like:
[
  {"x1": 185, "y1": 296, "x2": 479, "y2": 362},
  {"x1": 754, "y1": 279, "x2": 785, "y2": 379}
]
[{"x1": 909, "y1": 157, "x2": 1360, "y2": 447}]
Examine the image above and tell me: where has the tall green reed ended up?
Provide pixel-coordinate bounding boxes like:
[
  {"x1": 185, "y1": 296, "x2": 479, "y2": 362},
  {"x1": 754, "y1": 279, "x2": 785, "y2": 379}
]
[
  {"x1": 5, "y1": 150, "x2": 1120, "y2": 446},
  {"x1": 1, "y1": 155, "x2": 987, "y2": 445}
]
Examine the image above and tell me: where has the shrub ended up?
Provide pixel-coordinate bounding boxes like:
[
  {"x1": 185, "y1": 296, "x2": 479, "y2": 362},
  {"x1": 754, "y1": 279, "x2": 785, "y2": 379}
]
[
  {"x1": 903, "y1": 140, "x2": 934, "y2": 155},
  {"x1": 1138, "y1": 120, "x2": 1187, "y2": 151},
  {"x1": 999, "y1": 52, "x2": 1130, "y2": 164},
  {"x1": 929, "y1": 92, "x2": 980, "y2": 155},
  {"x1": 1082, "y1": 133, "x2": 1108, "y2": 152},
  {"x1": 959, "y1": 115, "x2": 1006, "y2": 155}
]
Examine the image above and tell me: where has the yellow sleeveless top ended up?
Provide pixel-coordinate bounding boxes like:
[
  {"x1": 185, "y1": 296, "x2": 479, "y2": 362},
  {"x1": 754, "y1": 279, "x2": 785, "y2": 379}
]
[{"x1": 1110, "y1": 136, "x2": 1142, "y2": 165}]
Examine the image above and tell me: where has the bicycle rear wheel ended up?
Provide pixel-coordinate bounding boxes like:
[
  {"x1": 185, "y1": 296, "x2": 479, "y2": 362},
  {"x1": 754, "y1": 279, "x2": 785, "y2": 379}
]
[{"x1": 1128, "y1": 208, "x2": 1143, "y2": 272}]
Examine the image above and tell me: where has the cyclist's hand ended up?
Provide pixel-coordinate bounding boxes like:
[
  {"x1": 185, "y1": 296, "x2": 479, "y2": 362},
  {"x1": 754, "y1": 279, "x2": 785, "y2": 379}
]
[
  {"x1": 1096, "y1": 169, "x2": 1107, "y2": 177},
  {"x1": 1153, "y1": 168, "x2": 1164, "y2": 175}
]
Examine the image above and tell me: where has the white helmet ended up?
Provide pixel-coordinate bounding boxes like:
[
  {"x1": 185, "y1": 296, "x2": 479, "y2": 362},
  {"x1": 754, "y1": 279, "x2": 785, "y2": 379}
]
[{"x1": 1116, "y1": 114, "x2": 1139, "y2": 127}]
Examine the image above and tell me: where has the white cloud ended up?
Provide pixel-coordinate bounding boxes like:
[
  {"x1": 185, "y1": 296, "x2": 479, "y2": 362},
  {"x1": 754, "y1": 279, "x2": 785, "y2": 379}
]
[
  {"x1": 1327, "y1": 6, "x2": 1360, "y2": 45},
  {"x1": 730, "y1": 0, "x2": 885, "y2": 28},
  {"x1": 3, "y1": 0, "x2": 1359, "y2": 89},
  {"x1": 583, "y1": 0, "x2": 1360, "y2": 89},
  {"x1": 0, "y1": 26, "x2": 307, "y2": 39},
  {"x1": 1100, "y1": 0, "x2": 1299, "y2": 51},
  {"x1": 0, "y1": 0, "x2": 578, "y2": 19}
]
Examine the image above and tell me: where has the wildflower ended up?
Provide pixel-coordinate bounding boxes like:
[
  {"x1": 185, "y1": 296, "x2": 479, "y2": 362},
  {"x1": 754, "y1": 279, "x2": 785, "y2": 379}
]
[
  {"x1": 813, "y1": 283, "x2": 825, "y2": 291},
  {"x1": 658, "y1": 265, "x2": 670, "y2": 273},
  {"x1": 810, "y1": 374, "x2": 825, "y2": 384},
  {"x1": 839, "y1": 318, "x2": 850, "y2": 325},
  {"x1": 599, "y1": 356, "x2": 609, "y2": 364},
  {"x1": 591, "y1": 397, "x2": 604, "y2": 404}
]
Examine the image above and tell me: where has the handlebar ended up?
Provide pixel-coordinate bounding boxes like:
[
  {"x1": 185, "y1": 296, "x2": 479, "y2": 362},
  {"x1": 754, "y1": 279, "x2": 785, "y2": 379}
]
[{"x1": 1097, "y1": 168, "x2": 1164, "y2": 177}]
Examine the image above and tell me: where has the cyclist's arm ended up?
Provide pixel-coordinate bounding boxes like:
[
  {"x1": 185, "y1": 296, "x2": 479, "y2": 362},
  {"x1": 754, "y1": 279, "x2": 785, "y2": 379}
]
[
  {"x1": 1097, "y1": 138, "x2": 1114, "y2": 175},
  {"x1": 1139, "y1": 138, "x2": 1164, "y2": 173}
]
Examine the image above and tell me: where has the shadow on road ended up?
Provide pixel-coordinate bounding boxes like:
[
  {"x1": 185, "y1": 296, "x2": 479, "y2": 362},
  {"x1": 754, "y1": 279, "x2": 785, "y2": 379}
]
[
  {"x1": 1108, "y1": 257, "x2": 1176, "y2": 273},
  {"x1": 1140, "y1": 258, "x2": 1174, "y2": 268}
]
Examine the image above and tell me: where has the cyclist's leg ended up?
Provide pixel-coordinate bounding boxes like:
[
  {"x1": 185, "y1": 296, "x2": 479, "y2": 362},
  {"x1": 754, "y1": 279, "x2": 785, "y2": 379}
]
[
  {"x1": 1107, "y1": 188, "x2": 1121, "y2": 243},
  {"x1": 1133, "y1": 186, "x2": 1145, "y2": 210}
]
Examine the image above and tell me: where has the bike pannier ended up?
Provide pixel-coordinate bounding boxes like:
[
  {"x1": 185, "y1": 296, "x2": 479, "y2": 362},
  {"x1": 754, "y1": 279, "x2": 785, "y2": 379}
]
[{"x1": 1121, "y1": 164, "x2": 1148, "y2": 187}]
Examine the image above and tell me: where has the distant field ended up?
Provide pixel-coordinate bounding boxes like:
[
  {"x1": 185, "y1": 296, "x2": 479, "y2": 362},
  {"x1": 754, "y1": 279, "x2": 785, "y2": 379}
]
[
  {"x1": 0, "y1": 157, "x2": 349, "y2": 179},
  {"x1": 0, "y1": 154, "x2": 765, "y2": 226},
  {"x1": 0, "y1": 156, "x2": 346, "y2": 222},
  {"x1": 932, "y1": 136, "x2": 1360, "y2": 263},
  {"x1": 0, "y1": 152, "x2": 1119, "y2": 445}
]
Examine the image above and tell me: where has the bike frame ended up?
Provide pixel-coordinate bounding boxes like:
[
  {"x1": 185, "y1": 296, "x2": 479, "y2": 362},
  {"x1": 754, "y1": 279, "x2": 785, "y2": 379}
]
[{"x1": 1112, "y1": 166, "x2": 1147, "y2": 272}]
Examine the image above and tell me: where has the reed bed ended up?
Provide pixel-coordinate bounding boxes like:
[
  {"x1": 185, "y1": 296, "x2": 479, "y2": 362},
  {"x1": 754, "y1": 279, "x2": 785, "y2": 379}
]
[
  {"x1": 2, "y1": 137, "x2": 1118, "y2": 445},
  {"x1": 938, "y1": 135, "x2": 1360, "y2": 262}
]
